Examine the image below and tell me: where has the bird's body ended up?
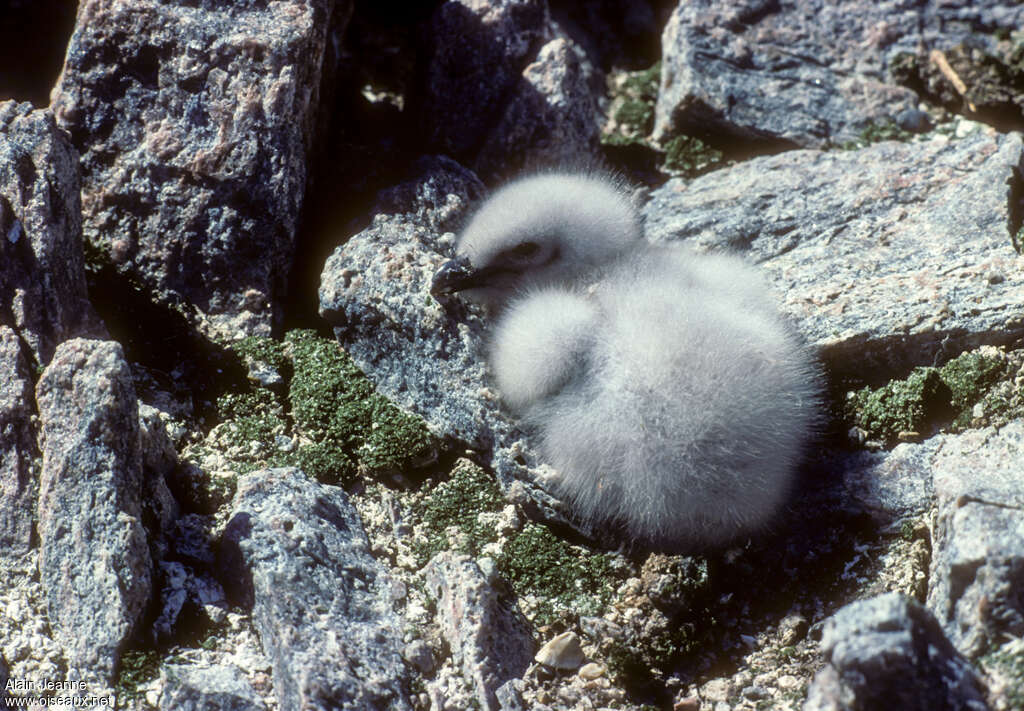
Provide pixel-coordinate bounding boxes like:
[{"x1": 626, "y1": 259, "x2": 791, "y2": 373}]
[{"x1": 432, "y1": 172, "x2": 821, "y2": 550}]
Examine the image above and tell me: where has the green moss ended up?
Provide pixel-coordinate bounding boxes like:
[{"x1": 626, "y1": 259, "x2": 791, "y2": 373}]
[
  {"x1": 603, "y1": 62, "x2": 661, "y2": 147},
  {"x1": 847, "y1": 367, "x2": 952, "y2": 443},
  {"x1": 286, "y1": 439, "x2": 357, "y2": 485},
  {"x1": 662, "y1": 135, "x2": 725, "y2": 175},
  {"x1": 413, "y1": 462, "x2": 505, "y2": 564},
  {"x1": 286, "y1": 329, "x2": 375, "y2": 444},
  {"x1": 499, "y1": 522, "x2": 622, "y2": 626},
  {"x1": 189, "y1": 330, "x2": 436, "y2": 492},
  {"x1": 613, "y1": 99, "x2": 655, "y2": 133},
  {"x1": 233, "y1": 334, "x2": 287, "y2": 372},
  {"x1": 115, "y1": 648, "x2": 162, "y2": 702},
  {"x1": 839, "y1": 120, "x2": 914, "y2": 150},
  {"x1": 982, "y1": 644, "x2": 1024, "y2": 709},
  {"x1": 283, "y1": 329, "x2": 437, "y2": 485},
  {"x1": 359, "y1": 397, "x2": 438, "y2": 476},
  {"x1": 215, "y1": 388, "x2": 286, "y2": 473},
  {"x1": 621, "y1": 62, "x2": 661, "y2": 98},
  {"x1": 939, "y1": 350, "x2": 1008, "y2": 410},
  {"x1": 412, "y1": 462, "x2": 624, "y2": 625},
  {"x1": 847, "y1": 349, "x2": 1019, "y2": 445}
]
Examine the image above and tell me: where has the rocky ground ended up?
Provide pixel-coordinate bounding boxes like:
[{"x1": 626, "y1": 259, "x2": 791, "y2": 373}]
[{"x1": 1, "y1": 1, "x2": 1024, "y2": 710}]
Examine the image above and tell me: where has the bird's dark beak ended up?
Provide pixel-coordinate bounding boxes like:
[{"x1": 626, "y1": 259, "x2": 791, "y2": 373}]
[{"x1": 431, "y1": 256, "x2": 483, "y2": 295}]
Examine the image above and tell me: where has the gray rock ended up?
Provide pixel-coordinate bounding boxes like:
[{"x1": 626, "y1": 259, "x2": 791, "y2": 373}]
[
  {"x1": 319, "y1": 158, "x2": 570, "y2": 526},
  {"x1": 158, "y1": 664, "x2": 266, "y2": 711},
  {"x1": 803, "y1": 592, "x2": 988, "y2": 711},
  {"x1": 153, "y1": 560, "x2": 227, "y2": 644},
  {"x1": 418, "y1": 0, "x2": 548, "y2": 160},
  {"x1": 35, "y1": 338, "x2": 152, "y2": 683},
  {"x1": 418, "y1": 1, "x2": 601, "y2": 178},
  {"x1": 0, "y1": 653, "x2": 8, "y2": 703},
  {"x1": 644, "y1": 130, "x2": 1024, "y2": 382},
  {"x1": 926, "y1": 421, "x2": 1024, "y2": 660},
  {"x1": 424, "y1": 553, "x2": 534, "y2": 711},
  {"x1": 0, "y1": 326, "x2": 37, "y2": 557},
  {"x1": 474, "y1": 37, "x2": 600, "y2": 178},
  {"x1": 653, "y1": 0, "x2": 1024, "y2": 148},
  {"x1": 220, "y1": 467, "x2": 411, "y2": 711},
  {"x1": 51, "y1": 0, "x2": 352, "y2": 341},
  {"x1": 837, "y1": 444, "x2": 934, "y2": 527},
  {"x1": 835, "y1": 421, "x2": 1024, "y2": 661},
  {"x1": 319, "y1": 159, "x2": 487, "y2": 453},
  {"x1": 139, "y1": 403, "x2": 180, "y2": 549},
  {"x1": 0, "y1": 101, "x2": 99, "y2": 368}
]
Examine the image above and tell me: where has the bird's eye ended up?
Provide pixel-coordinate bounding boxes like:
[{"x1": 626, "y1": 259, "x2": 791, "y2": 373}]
[{"x1": 500, "y1": 241, "x2": 541, "y2": 262}]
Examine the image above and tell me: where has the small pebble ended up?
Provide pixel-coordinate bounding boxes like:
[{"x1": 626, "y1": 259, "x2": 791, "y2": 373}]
[
  {"x1": 578, "y1": 662, "x2": 605, "y2": 680},
  {"x1": 535, "y1": 631, "x2": 586, "y2": 670}
]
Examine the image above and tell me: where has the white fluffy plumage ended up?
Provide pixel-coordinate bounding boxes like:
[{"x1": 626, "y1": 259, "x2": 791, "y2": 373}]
[{"x1": 431, "y1": 172, "x2": 821, "y2": 549}]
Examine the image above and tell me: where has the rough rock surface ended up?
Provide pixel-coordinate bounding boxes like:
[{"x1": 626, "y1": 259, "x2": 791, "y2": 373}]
[
  {"x1": 836, "y1": 446, "x2": 933, "y2": 529},
  {"x1": 424, "y1": 553, "x2": 534, "y2": 711},
  {"x1": 220, "y1": 467, "x2": 411, "y2": 711},
  {"x1": 418, "y1": 0, "x2": 600, "y2": 178},
  {"x1": 51, "y1": 0, "x2": 351, "y2": 340},
  {"x1": 644, "y1": 129, "x2": 1024, "y2": 382},
  {"x1": 319, "y1": 157, "x2": 574, "y2": 528},
  {"x1": 0, "y1": 101, "x2": 98, "y2": 367},
  {"x1": 158, "y1": 663, "x2": 266, "y2": 711},
  {"x1": 34, "y1": 338, "x2": 152, "y2": 683},
  {"x1": 654, "y1": 0, "x2": 1024, "y2": 148},
  {"x1": 320, "y1": 157, "x2": 487, "y2": 447},
  {"x1": 803, "y1": 593, "x2": 988, "y2": 711},
  {"x1": 0, "y1": 326, "x2": 37, "y2": 557},
  {"x1": 835, "y1": 420, "x2": 1024, "y2": 665},
  {"x1": 927, "y1": 421, "x2": 1024, "y2": 660},
  {"x1": 418, "y1": 0, "x2": 548, "y2": 159},
  {"x1": 474, "y1": 37, "x2": 600, "y2": 178}
]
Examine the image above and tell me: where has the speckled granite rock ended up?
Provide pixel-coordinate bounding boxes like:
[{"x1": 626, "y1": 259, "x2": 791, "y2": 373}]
[
  {"x1": 644, "y1": 129, "x2": 1024, "y2": 382},
  {"x1": 0, "y1": 653, "x2": 8, "y2": 703},
  {"x1": 417, "y1": 0, "x2": 601, "y2": 178},
  {"x1": 35, "y1": 338, "x2": 152, "y2": 683},
  {"x1": 927, "y1": 421, "x2": 1024, "y2": 660},
  {"x1": 0, "y1": 326, "x2": 37, "y2": 558},
  {"x1": 158, "y1": 663, "x2": 266, "y2": 711},
  {"x1": 804, "y1": 593, "x2": 988, "y2": 711},
  {"x1": 320, "y1": 157, "x2": 488, "y2": 448},
  {"x1": 653, "y1": 0, "x2": 1024, "y2": 148},
  {"x1": 425, "y1": 553, "x2": 534, "y2": 711},
  {"x1": 0, "y1": 101, "x2": 100, "y2": 367},
  {"x1": 51, "y1": 0, "x2": 351, "y2": 340},
  {"x1": 835, "y1": 419, "x2": 1024, "y2": 666},
  {"x1": 474, "y1": 37, "x2": 600, "y2": 178},
  {"x1": 418, "y1": 0, "x2": 547, "y2": 159},
  {"x1": 220, "y1": 467, "x2": 411, "y2": 711}
]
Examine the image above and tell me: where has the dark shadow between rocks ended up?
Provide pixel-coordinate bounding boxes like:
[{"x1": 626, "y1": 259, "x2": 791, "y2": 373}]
[
  {"x1": 821, "y1": 327, "x2": 1024, "y2": 392},
  {"x1": 0, "y1": 0, "x2": 78, "y2": 106},
  {"x1": 83, "y1": 259, "x2": 249, "y2": 424}
]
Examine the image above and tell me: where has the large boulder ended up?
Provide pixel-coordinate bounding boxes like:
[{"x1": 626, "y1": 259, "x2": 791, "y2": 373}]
[
  {"x1": 0, "y1": 101, "x2": 99, "y2": 368},
  {"x1": 804, "y1": 593, "x2": 988, "y2": 711},
  {"x1": 0, "y1": 327, "x2": 37, "y2": 558},
  {"x1": 644, "y1": 129, "x2": 1024, "y2": 382},
  {"x1": 51, "y1": 0, "x2": 352, "y2": 340},
  {"x1": 35, "y1": 339, "x2": 152, "y2": 683},
  {"x1": 220, "y1": 468, "x2": 412, "y2": 711},
  {"x1": 653, "y1": 0, "x2": 1024, "y2": 148}
]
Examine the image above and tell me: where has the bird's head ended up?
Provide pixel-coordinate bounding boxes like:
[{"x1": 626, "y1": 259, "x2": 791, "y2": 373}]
[{"x1": 431, "y1": 173, "x2": 641, "y2": 304}]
